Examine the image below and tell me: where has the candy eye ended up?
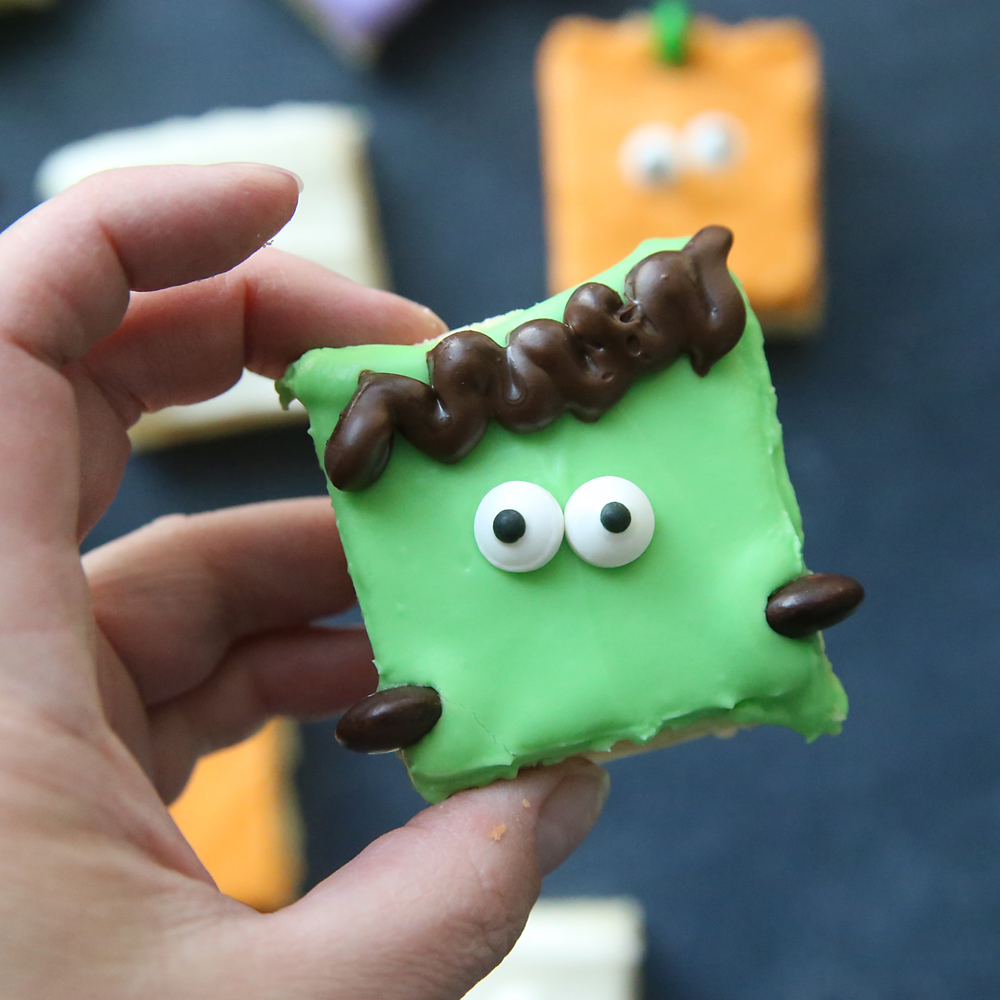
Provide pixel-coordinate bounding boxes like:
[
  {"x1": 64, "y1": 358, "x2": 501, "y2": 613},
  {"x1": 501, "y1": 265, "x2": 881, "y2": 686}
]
[
  {"x1": 474, "y1": 481, "x2": 564, "y2": 573},
  {"x1": 564, "y1": 477, "x2": 655, "y2": 568},
  {"x1": 619, "y1": 123, "x2": 680, "y2": 189},
  {"x1": 682, "y1": 112, "x2": 744, "y2": 172}
]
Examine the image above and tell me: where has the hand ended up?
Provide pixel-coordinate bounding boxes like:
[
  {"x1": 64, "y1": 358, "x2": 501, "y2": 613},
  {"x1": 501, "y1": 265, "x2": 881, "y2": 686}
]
[{"x1": 0, "y1": 164, "x2": 609, "y2": 999}]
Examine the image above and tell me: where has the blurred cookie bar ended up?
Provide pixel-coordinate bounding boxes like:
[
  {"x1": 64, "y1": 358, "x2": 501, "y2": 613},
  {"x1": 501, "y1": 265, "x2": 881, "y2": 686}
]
[
  {"x1": 538, "y1": 10, "x2": 824, "y2": 336},
  {"x1": 36, "y1": 103, "x2": 388, "y2": 448}
]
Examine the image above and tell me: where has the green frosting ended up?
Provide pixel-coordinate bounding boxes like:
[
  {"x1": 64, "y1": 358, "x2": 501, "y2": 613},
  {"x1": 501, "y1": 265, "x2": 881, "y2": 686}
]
[{"x1": 278, "y1": 238, "x2": 847, "y2": 803}]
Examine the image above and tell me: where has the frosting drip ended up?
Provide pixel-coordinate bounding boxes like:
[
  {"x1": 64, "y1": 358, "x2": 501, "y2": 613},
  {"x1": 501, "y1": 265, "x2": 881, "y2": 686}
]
[{"x1": 325, "y1": 225, "x2": 746, "y2": 491}]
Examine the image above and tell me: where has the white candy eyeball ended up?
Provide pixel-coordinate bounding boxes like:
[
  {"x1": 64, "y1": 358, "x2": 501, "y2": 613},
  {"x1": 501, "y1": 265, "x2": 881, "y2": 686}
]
[
  {"x1": 682, "y1": 112, "x2": 744, "y2": 172},
  {"x1": 619, "y1": 123, "x2": 680, "y2": 189},
  {"x1": 564, "y1": 477, "x2": 655, "y2": 569},
  {"x1": 474, "y1": 481, "x2": 564, "y2": 573}
]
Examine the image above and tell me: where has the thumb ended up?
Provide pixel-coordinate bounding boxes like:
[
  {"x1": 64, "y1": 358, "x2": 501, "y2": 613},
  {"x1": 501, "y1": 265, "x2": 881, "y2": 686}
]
[{"x1": 249, "y1": 758, "x2": 609, "y2": 1000}]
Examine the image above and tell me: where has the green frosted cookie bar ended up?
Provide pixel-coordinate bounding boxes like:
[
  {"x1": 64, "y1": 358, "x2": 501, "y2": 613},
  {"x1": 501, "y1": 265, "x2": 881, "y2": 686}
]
[{"x1": 278, "y1": 230, "x2": 859, "y2": 803}]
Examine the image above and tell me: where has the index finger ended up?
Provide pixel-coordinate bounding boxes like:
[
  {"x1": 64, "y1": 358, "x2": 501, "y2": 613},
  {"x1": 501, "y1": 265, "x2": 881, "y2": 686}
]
[
  {"x1": 0, "y1": 162, "x2": 302, "y2": 368},
  {"x1": 0, "y1": 163, "x2": 300, "y2": 562}
]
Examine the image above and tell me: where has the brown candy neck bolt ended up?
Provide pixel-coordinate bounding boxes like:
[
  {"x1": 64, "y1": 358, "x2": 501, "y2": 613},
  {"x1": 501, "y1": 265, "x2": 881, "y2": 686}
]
[
  {"x1": 766, "y1": 573, "x2": 865, "y2": 638},
  {"x1": 336, "y1": 686, "x2": 442, "y2": 754},
  {"x1": 325, "y1": 226, "x2": 747, "y2": 491}
]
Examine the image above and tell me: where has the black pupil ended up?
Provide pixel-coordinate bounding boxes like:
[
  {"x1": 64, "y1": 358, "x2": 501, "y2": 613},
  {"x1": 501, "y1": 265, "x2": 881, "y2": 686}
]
[
  {"x1": 600, "y1": 501, "x2": 631, "y2": 534},
  {"x1": 493, "y1": 509, "x2": 526, "y2": 544}
]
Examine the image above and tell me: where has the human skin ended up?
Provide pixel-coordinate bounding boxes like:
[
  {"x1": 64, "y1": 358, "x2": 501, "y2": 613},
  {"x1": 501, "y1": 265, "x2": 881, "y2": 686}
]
[{"x1": 0, "y1": 163, "x2": 609, "y2": 1000}]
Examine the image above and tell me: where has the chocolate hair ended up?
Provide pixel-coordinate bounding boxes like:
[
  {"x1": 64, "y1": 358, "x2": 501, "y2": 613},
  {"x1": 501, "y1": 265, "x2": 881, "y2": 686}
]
[{"x1": 325, "y1": 225, "x2": 747, "y2": 491}]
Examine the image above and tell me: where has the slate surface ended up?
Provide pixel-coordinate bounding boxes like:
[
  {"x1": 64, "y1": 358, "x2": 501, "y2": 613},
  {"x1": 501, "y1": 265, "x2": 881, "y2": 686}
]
[{"x1": 1, "y1": 1, "x2": 998, "y2": 996}]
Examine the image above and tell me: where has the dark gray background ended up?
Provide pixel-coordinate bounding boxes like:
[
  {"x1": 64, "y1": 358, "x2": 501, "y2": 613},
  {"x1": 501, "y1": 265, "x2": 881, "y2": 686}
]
[{"x1": 2, "y1": 1, "x2": 998, "y2": 996}]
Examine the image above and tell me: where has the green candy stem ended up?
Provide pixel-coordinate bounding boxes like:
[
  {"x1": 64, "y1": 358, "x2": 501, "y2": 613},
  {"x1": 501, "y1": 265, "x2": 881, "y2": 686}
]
[{"x1": 651, "y1": 0, "x2": 692, "y2": 66}]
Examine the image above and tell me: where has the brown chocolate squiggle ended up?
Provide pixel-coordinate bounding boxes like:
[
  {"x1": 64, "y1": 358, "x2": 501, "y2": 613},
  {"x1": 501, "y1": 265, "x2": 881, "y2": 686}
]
[{"x1": 326, "y1": 225, "x2": 746, "y2": 491}]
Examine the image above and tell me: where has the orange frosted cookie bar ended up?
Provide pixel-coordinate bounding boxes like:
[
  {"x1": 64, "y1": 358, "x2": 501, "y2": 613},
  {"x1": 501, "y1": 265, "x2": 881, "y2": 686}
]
[{"x1": 538, "y1": 11, "x2": 823, "y2": 334}]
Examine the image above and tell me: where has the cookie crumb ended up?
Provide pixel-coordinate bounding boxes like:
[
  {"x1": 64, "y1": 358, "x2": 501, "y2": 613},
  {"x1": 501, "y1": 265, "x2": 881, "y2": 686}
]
[
  {"x1": 522, "y1": 799, "x2": 531, "y2": 809},
  {"x1": 490, "y1": 823, "x2": 507, "y2": 842}
]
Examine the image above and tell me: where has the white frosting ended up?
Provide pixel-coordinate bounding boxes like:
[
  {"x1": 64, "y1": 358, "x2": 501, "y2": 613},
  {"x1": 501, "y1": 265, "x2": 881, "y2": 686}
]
[
  {"x1": 34, "y1": 102, "x2": 387, "y2": 450},
  {"x1": 466, "y1": 897, "x2": 644, "y2": 1000}
]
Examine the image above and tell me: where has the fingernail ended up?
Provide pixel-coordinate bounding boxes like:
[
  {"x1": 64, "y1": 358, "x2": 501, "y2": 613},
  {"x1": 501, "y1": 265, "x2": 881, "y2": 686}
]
[
  {"x1": 231, "y1": 162, "x2": 305, "y2": 192},
  {"x1": 275, "y1": 167, "x2": 305, "y2": 192},
  {"x1": 421, "y1": 305, "x2": 449, "y2": 337},
  {"x1": 535, "y1": 764, "x2": 610, "y2": 877}
]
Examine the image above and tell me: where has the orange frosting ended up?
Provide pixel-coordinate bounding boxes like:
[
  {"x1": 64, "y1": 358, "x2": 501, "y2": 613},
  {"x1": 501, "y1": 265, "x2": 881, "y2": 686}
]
[
  {"x1": 169, "y1": 719, "x2": 302, "y2": 911},
  {"x1": 537, "y1": 14, "x2": 823, "y2": 332}
]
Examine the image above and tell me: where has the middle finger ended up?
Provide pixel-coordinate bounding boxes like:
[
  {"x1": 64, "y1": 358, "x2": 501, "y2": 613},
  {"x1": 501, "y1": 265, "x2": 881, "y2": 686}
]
[{"x1": 84, "y1": 497, "x2": 356, "y2": 707}]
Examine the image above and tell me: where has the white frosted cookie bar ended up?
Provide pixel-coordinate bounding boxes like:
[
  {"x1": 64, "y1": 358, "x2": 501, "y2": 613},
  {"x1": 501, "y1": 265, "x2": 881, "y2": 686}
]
[
  {"x1": 466, "y1": 898, "x2": 644, "y2": 1000},
  {"x1": 35, "y1": 103, "x2": 387, "y2": 449}
]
